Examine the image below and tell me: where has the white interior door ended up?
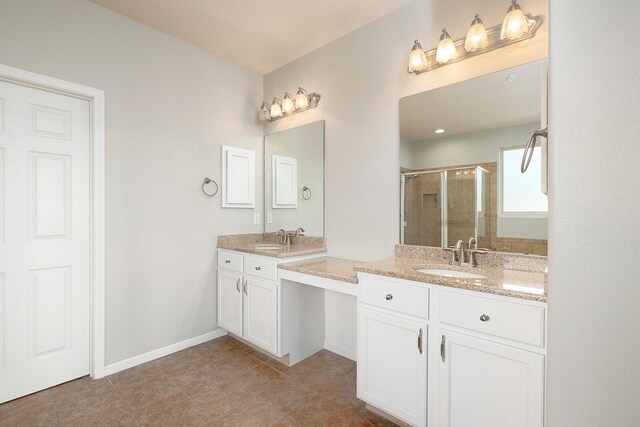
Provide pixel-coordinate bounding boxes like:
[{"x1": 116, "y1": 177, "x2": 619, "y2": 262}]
[{"x1": 0, "y1": 80, "x2": 90, "y2": 403}]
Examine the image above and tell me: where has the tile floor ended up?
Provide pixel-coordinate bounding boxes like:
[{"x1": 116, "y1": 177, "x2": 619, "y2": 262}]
[{"x1": 0, "y1": 335, "x2": 398, "y2": 426}]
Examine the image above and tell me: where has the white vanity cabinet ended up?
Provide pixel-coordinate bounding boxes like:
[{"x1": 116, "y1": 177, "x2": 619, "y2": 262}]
[
  {"x1": 357, "y1": 274, "x2": 546, "y2": 427},
  {"x1": 357, "y1": 276, "x2": 429, "y2": 427},
  {"x1": 217, "y1": 249, "x2": 279, "y2": 354}
]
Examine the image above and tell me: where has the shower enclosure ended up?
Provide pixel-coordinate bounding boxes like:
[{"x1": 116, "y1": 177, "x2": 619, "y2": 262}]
[{"x1": 401, "y1": 166, "x2": 491, "y2": 248}]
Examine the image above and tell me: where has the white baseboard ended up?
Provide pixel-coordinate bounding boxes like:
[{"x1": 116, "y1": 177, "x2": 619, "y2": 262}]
[
  {"x1": 103, "y1": 329, "x2": 227, "y2": 376},
  {"x1": 324, "y1": 340, "x2": 357, "y2": 362}
]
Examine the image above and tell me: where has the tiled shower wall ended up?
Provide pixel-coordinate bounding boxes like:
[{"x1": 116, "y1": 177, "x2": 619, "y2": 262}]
[{"x1": 403, "y1": 163, "x2": 548, "y2": 255}]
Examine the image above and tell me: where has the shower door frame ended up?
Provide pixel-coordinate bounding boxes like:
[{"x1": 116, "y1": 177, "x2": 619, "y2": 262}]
[{"x1": 400, "y1": 166, "x2": 489, "y2": 247}]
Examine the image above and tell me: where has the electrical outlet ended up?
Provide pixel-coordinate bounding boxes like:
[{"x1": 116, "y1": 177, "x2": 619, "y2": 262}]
[
  {"x1": 266, "y1": 213, "x2": 273, "y2": 224},
  {"x1": 254, "y1": 213, "x2": 260, "y2": 224}
]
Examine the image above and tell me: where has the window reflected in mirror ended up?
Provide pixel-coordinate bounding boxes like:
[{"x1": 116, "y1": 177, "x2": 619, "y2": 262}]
[{"x1": 399, "y1": 60, "x2": 547, "y2": 255}]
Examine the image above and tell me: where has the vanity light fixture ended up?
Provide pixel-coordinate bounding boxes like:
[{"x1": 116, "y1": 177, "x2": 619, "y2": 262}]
[
  {"x1": 282, "y1": 92, "x2": 296, "y2": 114},
  {"x1": 295, "y1": 87, "x2": 310, "y2": 109},
  {"x1": 464, "y1": 14, "x2": 488, "y2": 52},
  {"x1": 501, "y1": 0, "x2": 529, "y2": 40},
  {"x1": 260, "y1": 87, "x2": 321, "y2": 122},
  {"x1": 407, "y1": 2, "x2": 541, "y2": 75},
  {"x1": 270, "y1": 97, "x2": 283, "y2": 119},
  {"x1": 436, "y1": 29, "x2": 456, "y2": 64},
  {"x1": 260, "y1": 102, "x2": 271, "y2": 121},
  {"x1": 408, "y1": 40, "x2": 428, "y2": 72}
]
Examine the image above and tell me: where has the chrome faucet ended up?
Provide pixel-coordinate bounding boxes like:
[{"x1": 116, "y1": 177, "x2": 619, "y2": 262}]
[
  {"x1": 466, "y1": 237, "x2": 488, "y2": 267},
  {"x1": 275, "y1": 229, "x2": 287, "y2": 244},
  {"x1": 455, "y1": 240, "x2": 465, "y2": 266},
  {"x1": 294, "y1": 227, "x2": 305, "y2": 236}
]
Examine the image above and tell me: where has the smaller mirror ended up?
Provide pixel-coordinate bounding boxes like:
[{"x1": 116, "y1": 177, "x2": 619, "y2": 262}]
[{"x1": 264, "y1": 121, "x2": 324, "y2": 236}]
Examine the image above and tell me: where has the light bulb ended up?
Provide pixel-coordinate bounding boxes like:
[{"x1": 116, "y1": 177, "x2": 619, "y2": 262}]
[
  {"x1": 270, "y1": 98, "x2": 283, "y2": 119},
  {"x1": 282, "y1": 92, "x2": 295, "y2": 114},
  {"x1": 501, "y1": 0, "x2": 528, "y2": 40},
  {"x1": 464, "y1": 14, "x2": 488, "y2": 52},
  {"x1": 435, "y1": 29, "x2": 456, "y2": 64},
  {"x1": 408, "y1": 40, "x2": 427, "y2": 72},
  {"x1": 260, "y1": 102, "x2": 271, "y2": 121},
  {"x1": 295, "y1": 87, "x2": 309, "y2": 109}
]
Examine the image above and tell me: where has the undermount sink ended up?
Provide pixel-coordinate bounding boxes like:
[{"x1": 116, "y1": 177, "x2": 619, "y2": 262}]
[
  {"x1": 253, "y1": 244, "x2": 287, "y2": 250},
  {"x1": 416, "y1": 268, "x2": 487, "y2": 280}
]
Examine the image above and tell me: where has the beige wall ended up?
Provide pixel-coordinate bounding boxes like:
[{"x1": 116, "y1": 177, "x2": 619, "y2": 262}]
[
  {"x1": 548, "y1": 1, "x2": 640, "y2": 425},
  {"x1": 0, "y1": 0, "x2": 264, "y2": 365}
]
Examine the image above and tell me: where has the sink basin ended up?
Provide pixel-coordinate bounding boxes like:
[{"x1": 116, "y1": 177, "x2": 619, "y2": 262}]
[
  {"x1": 416, "y1": 268, "x2": 487, "y2": 280},
  {"x1": 253, "y1": 244, "x2": 286, "y2": 251}
]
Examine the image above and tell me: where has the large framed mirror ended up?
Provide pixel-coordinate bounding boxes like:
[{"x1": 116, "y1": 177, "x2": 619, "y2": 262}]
[
  {"x1": 400, "y1": 60, "x2": 547, "y2": 255},
  {"x1": 264, "y1": 120, "x2": 325, "y2": 236}
]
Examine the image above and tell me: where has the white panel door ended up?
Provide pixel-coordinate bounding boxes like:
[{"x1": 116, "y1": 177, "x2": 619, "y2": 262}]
[
  {"x1": 0, "y1": 80, "x2": 90, "y2": 403},
  {"x1": 217, "y1": 269, "x2": 243, "y2": 336},
  {"x1": 222, "y1": 145, "x2": 255, "y2": 208},
  {"x1": 357, "y1": 307, "x2": 427, "y2": 427},
  {"x1": 272, "y1": 155, "x2": 298, "y2": 208},
  {"x1": 243, "y1": 276, "x2": 277, "y2": 354},
  {"x1": 439, "y1": 330, "x2": 544, "y2": 427}
]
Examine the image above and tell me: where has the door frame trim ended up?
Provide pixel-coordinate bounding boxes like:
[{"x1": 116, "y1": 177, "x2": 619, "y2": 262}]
[{"x1": 0, "y1": 64, "x2": 106, "y2": 378}]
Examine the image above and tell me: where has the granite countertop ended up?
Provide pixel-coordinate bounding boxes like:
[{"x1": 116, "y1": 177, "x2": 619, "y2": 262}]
[
  {"x1": 217, "y1": 233, "x2": 327, "y2": 258},
  {"x1": 278, "y1": 257, "x2": 367, "y2": 284},
  {"x1": 354, "y1": 256, "x2": 547, "y2": 302}
]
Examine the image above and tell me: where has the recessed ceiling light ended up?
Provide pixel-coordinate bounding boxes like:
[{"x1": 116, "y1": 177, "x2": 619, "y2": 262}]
[{"x1": 435, "y1": 129, "x2": 445, "y2": 134}]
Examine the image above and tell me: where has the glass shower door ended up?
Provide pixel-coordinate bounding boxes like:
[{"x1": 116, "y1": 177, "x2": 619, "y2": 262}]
[{"x1": 402, "y1": 172, "x2": 443, "y2": 247}]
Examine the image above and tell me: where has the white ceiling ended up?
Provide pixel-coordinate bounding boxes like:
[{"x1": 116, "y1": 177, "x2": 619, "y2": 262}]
[
  {"x1": 89, "y1": 0, "x2": 412, "y2": 75},
  {"x1": 400, "y1": 61, "x2": 543, "y2": 143}
]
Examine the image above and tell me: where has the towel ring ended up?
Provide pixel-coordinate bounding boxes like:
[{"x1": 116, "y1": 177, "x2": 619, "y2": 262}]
[
  {"x1": 202, "y1": 177, "x2": 218, "y2": 197},
  {"x1": 302, "y1": 186, "x2": 311, "y2": 201}
]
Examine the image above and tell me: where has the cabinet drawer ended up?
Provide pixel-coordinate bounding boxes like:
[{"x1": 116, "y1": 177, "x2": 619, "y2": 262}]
[
  {"x1": 218, "y1": 250, "x2": 243, "y2": 273},
  {"x1": 360, "y1": 276, "x2": 429, "y2": 319},
  {"x1": 439, "y1": 290, "x2": 545, "y2": 347},
  {"x1": 244, "y1": 255, "x2": 278, "y2": 281}
]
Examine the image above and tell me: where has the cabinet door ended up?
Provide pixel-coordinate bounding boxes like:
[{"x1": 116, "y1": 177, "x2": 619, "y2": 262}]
[
  {"x1": 243, "y1": 277, "x2": 278, "y2": 354},
  {"x1": 439, "y1": 330, "x2": 544, "y2": 427},
  {"x1": 217, "y1": 270, "x2": 243, "y2": 336},
  {"x1": 222, "y1": 145, "x2": 255, "y2": 208},
  {"x1": 357, "y1": 307, "x2": 427, "y2": 427}
]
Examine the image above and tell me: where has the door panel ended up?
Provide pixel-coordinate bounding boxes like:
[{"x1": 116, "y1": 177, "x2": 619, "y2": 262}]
[
  {"x1": 0, "y1": 80, "x2": 90, "y2": 403},
  {"x1": 243, "y1": 277, "x2": 277, "y2": 354},
  {"x1": 439, "y1": 330, "x2": 544, "y2": 427},
  {"x1": 357, "y1": 307, "x2": 427, "y2": 427},
  {"x1": 217, "y1": 270, "x2": 243, "y2": 336}
]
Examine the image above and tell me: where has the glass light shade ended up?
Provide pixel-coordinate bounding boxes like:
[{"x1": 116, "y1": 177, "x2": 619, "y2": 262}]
[
  {"x1": 270, "y1": 98, "x2": 283, "y2": 118},
  {"x1": 282, "y1": 93, "x2": 295, "y2": 114},
  {"x1": 501, "y1": 1, "x2": 528, "y2": 40},
  {"x1": 295, "y1": 88, "x2": 309, "y2": 109},
  {"x1": 464, "y1": 15, "x2": 488, "y2": 52},
  {"x1": 436, "y1": 30, "x2": 456, "y2": 64},
  {"x1": 408, "y1": 40, "x2": 427, "y2": 72},
  {"x1": 260, "y1": 103, "x2": 271, "y2": 121}
]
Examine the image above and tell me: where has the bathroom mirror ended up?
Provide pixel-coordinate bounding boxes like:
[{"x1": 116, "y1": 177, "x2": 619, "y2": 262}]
[
  {"x1": 264, "y1": 120, "x2": 324, "y2": 236},
  {"x1": 399, "y1": 60, "x2": 548, "y2": 255}
]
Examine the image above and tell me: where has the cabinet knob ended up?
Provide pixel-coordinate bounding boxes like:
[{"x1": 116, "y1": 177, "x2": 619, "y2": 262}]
[
  {"x1": 224, "y1": 260, "x2": 231, "y2": 263},
  {"x1": 385, "y1": 294, "x2": 393, "y2": 301},
  {"x1": 480, "y1": 314, "x2": 490, "y2": 322},
  {"x1": 255, "y1": 266, "x2": 261, "y2": 271}
]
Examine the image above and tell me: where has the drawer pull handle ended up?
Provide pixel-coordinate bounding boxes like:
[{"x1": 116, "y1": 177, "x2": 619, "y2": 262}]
[
  {"x1": 418, "y1": 329, "x2": 423, "y2": 354},
  {"x1": 255, "y1": 266, "x2": 261, "y2": 271},
  {"x1": 479, "y1": 314, "x2": 490, "y2": 322},
  {"x1": 441, "y1": 335, "x2": 446, "y2": 362},
  {"x1": 236, "y1": 278, "x2": 240, "y2": 293},
  {"x1": 225, "y1": 260, "x2": 231, "y2": 264},
  {"x1": 385, "y1": 294, "x2": 393, "y2": 301}
]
